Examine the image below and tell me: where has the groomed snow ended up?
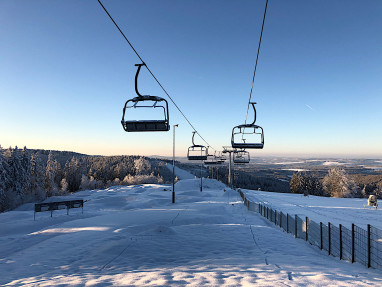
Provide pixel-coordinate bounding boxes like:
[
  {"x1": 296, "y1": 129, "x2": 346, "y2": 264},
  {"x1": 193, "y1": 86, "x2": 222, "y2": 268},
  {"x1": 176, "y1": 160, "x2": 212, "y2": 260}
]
[
  {"x1": 166, "y1": 163, "x2": 196, "y2": 180},
  {"x1": 243, "y1": 189, "x2": 382, "y2": 230},
  {"x1": 1, "y1": 179, "x2": 381, "y2": 286}
]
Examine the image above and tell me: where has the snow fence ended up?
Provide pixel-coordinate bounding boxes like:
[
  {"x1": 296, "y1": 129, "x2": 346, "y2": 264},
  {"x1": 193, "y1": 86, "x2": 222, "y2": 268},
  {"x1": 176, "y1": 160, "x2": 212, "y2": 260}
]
[{"x1": 238, "y1": 189, "x2": 382, "y2": 271}]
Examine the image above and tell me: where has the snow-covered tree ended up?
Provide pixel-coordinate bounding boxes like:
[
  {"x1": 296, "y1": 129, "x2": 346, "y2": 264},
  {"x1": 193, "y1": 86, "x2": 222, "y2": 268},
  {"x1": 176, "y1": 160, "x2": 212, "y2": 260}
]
[
  {"x1": 323, "y1": 168, "x2": 358, "y2": 198},
  {"x1": 45, "y1": 151, "x2": 58, "y2": 196},
  {"x1": 21, "y1": 147, "x2": 31, "y2": 201},
  {"x1": 80, "y1": 174, "x2": 89, "y2": 190},
  {"x1": 290, "y1": 172, "x2": 324, "y2": 196},
  {"x1": 7, "y1": 146, "x2": 25, "y2": 204},
  {"x1": 64, "y1": 157, "x2": 82, "y2": 192},
  {"x1": 134, "y1": 157, "x2": 151, "y2": 175},
  {"x1": 0, "y1": 146, "x2": 11, "y2": 211},
  {"x1": 60, "y1": 178, "x2": 68, "y2": 194},
  {"x1": 53, "y1": 160, "x2": 63, "y2": 189},
  {"x1": 30, "y1": 153, "x2": 45, "y2": 200}
]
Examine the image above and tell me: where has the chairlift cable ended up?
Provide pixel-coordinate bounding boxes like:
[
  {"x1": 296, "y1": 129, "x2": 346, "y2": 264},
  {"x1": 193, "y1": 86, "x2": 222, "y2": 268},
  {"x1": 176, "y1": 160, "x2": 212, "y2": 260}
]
[
  {"x1": 244, "y1": 0, "x2": 268, "y2": 125},
  {"x1": 97, "y1": 0, "x2": 215, "y2": 150}
]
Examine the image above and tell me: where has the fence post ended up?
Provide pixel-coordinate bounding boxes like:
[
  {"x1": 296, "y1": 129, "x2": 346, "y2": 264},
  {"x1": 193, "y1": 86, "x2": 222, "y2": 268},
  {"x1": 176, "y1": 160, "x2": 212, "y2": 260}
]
[
  {"x1": 287, "y1": 214, "x2": 289, "y2": 233},
  {"x1": 352, "y1": 223, "x2": 355, "y2": 263},
  {"x1": 320, "y1": 222, "x2": 323, "y2": 250},
  {"x1": 328, "y1": 222, "x2": 331, "y2": 256},
  {"x1": 306, "y1": 216, "x2": 308, "y2": 241},
  {"x1": 275, "y1": 210, "x2": 277, "y2": 225},
  {"x1": 339, "y1": 224, "x2": 343, "y2": 260},
  {"x1": 295, "y1": 215, "x2": 298, "y2": 238},
  {"x1": 368, "y1": 224, "x2": 371, "y2": 268}
]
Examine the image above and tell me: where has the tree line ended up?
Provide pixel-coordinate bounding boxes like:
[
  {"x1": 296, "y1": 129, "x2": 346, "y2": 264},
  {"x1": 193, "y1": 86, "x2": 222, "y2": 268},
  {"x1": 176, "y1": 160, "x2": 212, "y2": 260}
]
[
  {"x1": 290, "y1": 168, "x2": 382, "y2": 198},
  {"x1": 0, "y1": 146, "x2": 173, "y2": 212}
]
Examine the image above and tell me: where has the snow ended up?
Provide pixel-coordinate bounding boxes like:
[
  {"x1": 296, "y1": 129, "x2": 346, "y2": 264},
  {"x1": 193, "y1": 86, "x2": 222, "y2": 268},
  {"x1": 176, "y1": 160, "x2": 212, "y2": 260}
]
[
  {"x1": 1, "y1": 179, "x2": 381, "y2": 286},
  {"x1": 274, "y1": 161, "x2": 305, "y2": 165},
  {"x1": 166, "y1": 163, "x2": 195, "y2": 180},
  {"x1": 322, "y1": 161, "x2": 345, "y2": 166},
  {"x1": 283, "y1": 168, "x2": 308, "y2": 172},
  {"x1": 243, "y1": 189, "x2": 382, "y2": 230}
]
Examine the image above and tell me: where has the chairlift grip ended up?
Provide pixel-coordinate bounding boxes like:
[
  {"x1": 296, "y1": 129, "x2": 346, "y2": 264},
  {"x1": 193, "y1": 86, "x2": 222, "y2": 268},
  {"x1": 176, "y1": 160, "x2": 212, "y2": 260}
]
[
  {"x1": 135, "y1": 63, "x2": 146, "y2": 98},
  {"x1": 250, "y1": 102, "x2": 257, "y2": 125},
  {"x1": 192, "y1": 131, "x2": 196, "y2": 146}
]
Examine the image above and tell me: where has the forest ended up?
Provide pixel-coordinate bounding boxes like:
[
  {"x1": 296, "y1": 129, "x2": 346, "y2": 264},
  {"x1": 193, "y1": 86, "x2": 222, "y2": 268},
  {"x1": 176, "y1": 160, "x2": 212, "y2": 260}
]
[
  {"x1": 1, "y1": 146, "x2": 381, "y2": 213},
  {"x1": 0, "y1": 146, "x2": 173, "y2": 212}
]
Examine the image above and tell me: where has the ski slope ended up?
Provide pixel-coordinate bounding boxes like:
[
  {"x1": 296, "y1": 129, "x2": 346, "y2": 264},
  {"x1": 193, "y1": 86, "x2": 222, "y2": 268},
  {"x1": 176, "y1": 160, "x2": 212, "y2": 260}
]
[
  {"x1": 1, "y1": 179, "x2": 381, "y2": 286},
  {"x1": 166, "y1": 163, "x2": 196, "y2": 180},
  {"x1": 243, "y1": 189, "x2": 382, "y2": 230}
]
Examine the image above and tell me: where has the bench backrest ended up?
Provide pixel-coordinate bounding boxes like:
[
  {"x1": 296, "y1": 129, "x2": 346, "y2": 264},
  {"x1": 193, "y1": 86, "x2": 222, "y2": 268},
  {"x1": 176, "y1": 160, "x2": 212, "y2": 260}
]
[{"x1": 35, "y1": 200, "x2": 84, "y2": 213}]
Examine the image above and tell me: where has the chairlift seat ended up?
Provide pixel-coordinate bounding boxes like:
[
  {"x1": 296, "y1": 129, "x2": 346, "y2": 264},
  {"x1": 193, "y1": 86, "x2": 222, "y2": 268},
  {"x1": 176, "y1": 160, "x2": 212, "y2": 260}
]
[
  {"x1": 121, "y1": 96, "x2": 170, "y2": 132},
  {"x1": 233, "y1": 150, "x2": 250, "y2": 164},
  {"x1": 231, "y1": 103, "x2": 264, "y2": 149},
  {"x1": 232, "y1": 142, "x2": 264, "y2": 149},
  {"x1": 187, "y1": 144, "x2": 208, "y2": 161},
  {"x1": 121, "y1": 63, "x2": 170, "y2": 133},
  {"x1": 231, "y1": 124, "x2": 264, "y2": 149},
  {"x1": 122, "y1": 120, "x2": 169, "y2": 132}
]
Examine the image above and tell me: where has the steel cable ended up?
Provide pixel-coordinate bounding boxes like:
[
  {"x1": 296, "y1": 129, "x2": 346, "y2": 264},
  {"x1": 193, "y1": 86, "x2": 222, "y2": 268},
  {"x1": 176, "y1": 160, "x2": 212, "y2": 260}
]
[
  {"x1": 244, "y1": 0, "x2": 269, "y2": 125},
  {"x1": 97, "y1": 0, "x2": 215, "y2": 150}
]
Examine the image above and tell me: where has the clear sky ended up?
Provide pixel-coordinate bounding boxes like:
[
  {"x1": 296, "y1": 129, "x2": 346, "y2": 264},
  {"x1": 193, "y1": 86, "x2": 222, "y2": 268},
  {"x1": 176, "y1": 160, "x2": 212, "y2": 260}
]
[{"x1": 1, "y1": 0, "x2": 381, "y2": 158}]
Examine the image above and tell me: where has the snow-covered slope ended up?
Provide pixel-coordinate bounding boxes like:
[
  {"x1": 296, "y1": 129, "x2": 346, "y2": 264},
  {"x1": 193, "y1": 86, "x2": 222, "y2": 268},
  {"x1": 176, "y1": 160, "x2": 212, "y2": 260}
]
[
  {"x1": 1, "y1": 179, "x2": 381, "y2": 286},
  {"x1": 166, "y1": 163, "x2": 196, "y2": 180},
  {"x1": 243, "y1": 189, "x2": 382, "y2": 230}
]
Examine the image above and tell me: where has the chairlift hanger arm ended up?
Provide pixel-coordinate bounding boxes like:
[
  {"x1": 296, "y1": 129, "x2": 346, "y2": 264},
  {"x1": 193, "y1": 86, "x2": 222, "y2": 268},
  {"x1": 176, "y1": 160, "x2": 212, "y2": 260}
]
[
  {"x1": 97, "y1": 0, "x2": 215, "y2": 149},
  {"x1": 135, "y1": 63, "x2": 146, "y2": 98},
  {"x1": 250, "y1": 102, "x2": 257, "y2": 125}
]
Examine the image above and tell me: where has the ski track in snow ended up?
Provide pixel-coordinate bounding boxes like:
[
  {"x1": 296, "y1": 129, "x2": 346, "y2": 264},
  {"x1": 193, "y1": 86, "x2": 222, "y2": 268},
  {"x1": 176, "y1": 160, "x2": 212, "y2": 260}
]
[{"x1": 0, "y1": 179, "x2": 381, "y2": 286}]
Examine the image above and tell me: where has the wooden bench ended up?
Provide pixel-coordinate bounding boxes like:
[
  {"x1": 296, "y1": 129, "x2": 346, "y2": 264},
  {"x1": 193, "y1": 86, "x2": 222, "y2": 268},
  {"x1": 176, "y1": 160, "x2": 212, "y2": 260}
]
[{"x1": 34, "y1": 199, "x2": 84, "y2": 220}]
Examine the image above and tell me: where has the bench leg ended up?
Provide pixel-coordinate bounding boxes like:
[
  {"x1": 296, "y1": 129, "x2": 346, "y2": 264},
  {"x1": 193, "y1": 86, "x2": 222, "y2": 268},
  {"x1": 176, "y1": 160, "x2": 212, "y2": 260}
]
[
  {"x1": 51, "y1": 209, "x2": 53, "y2": 217},
  {"x1": 34, "y1": 212, "x2": 36, "y2": 221}
]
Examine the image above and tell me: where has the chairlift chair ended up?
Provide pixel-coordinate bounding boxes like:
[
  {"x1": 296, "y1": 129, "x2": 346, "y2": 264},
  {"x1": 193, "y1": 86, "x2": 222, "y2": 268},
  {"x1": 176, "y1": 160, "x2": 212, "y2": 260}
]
[
  {"x1": 217, "y1": 151, "x2": 227, "y2": 163},
  {"x1": 121, "y1": 63, "x2": 170, "y2": 132},
  {"x1": 233, "y1": 149, "x2": 250, "y2": 164},
  {"x1": 231, "y1": 102, "x2": 264, "y2": 149},
  {"x1": 187, "y1": 132, "x2": 208, "y2": 161},
  {"x1": 204, "y1": 151, "x2": 222, "y2": 165}
]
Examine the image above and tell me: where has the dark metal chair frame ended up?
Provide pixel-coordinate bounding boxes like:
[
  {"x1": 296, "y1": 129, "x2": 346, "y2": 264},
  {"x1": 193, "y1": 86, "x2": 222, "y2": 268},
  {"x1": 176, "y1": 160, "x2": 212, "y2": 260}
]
[
  {"x1": 187, "y1": 132, "x2": 208, "y2": 161},
  {"x1": 233, "y1": 149, "x2": 250, "y2": 164},
  {"x1": 231, "y1": 102, "x2": 264, "y2": 149},
  {"x1": 121, "y1": 63, "x2": 170, "y2": 132}
]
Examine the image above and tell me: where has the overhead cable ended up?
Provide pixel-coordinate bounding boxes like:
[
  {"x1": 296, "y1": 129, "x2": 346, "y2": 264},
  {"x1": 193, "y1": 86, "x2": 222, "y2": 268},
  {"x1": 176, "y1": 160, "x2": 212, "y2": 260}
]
[
  {"x1": 244, "y1": 0, "x2": 269, "y2": 125},
  {"x1": 97, "y1": 0, "x2": 215, "y2": 150}
]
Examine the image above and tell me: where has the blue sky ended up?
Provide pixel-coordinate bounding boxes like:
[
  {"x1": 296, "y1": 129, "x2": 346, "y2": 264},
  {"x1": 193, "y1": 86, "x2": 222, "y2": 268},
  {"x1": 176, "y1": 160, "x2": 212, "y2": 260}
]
[{"x1": 1, "y1": 0, "x2": 381, "y2": 158}]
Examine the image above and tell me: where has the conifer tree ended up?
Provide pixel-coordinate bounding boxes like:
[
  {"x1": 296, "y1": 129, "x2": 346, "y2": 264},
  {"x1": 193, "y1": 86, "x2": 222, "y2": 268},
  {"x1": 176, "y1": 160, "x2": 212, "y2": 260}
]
[
  {"x1": 45, "y1": 151, "x2": 57, "y2": 197},
  {"x1": 0, "y1": 146, "x2": 11, "y2": 211},
  {"x1": 30, "y1": 153, "x2": 45, "y2": 200}
]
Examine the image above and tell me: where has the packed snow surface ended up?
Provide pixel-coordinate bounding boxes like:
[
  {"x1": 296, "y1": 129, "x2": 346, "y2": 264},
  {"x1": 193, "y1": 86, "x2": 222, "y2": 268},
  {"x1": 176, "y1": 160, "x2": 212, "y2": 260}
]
[
  {"x1": 1, "y1": 179, "x2": 381, "y2": 286},
  {"x1": 243, "y1": 189, "x2": 382, "y2": 230},
  {"x1": 166, "y1": 163, "x2": 195, "y2": 180}
]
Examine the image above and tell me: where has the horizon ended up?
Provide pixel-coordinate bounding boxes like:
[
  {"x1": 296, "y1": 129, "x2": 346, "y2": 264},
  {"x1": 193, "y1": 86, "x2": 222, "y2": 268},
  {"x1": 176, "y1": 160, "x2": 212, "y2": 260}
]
[
  {"x1": 1, "y1": 0, "x2": 381, "y2": 158},
  {"x1": 1, "y1": 144, "x2": 381, "y2": 160}
]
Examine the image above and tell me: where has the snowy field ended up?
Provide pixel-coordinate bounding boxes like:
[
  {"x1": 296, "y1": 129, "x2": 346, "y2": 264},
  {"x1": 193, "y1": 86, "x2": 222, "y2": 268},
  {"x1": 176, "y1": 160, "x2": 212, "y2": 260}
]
[
  {"x1": 1, "y1": 179, "x2": 382, "y2": 286},
  {"x1": 243, "y1": 189, "x2": 382, "y2": 230}
]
